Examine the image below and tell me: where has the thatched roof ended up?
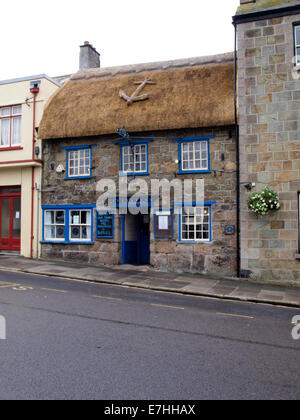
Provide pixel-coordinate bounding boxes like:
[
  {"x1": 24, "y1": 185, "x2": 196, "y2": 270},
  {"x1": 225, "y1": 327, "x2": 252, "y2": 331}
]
[
  {"x1": 39, "y1": 53, "x2": 235, "y2": 140},
  {"x1": 237, "y1": 0, "x2": 300, "y2": 15}
]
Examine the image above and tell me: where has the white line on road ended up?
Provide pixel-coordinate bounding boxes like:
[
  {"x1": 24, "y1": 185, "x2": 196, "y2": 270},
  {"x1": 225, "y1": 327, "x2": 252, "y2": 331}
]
[
  {"x1": 217, "y1": 312, "x2": 254, "y2": 320},
  {"x1": 151, "y1": 303, "x2": 185, "y2": 310},
  {"x1": 93, "y1": 295, "x2": 123, "y2": 302},
  {"x1": 41, "y1": 288, "x2": 68, "y2": 294}
]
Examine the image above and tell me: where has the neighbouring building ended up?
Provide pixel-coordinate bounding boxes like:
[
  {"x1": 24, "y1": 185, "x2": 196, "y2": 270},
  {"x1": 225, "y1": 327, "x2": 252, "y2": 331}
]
[
  {"x1": 0, "y1": 75, "x2": 60, "y2": 258},
  {"x1": 38, "y1": 44, "x2": 238, "y2": 276},
  {"x1": 234, "y1": 0, "x2": 300, "y2": 285}
]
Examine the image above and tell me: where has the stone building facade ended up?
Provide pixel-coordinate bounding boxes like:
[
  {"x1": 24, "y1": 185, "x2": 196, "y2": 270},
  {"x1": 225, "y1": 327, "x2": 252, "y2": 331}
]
[
  {"x1": 234, "y1": 0, "x2": 300, "y2": 285},
  {"x1": 39, "y1": 53, "x2": 238, "y2": 276}
]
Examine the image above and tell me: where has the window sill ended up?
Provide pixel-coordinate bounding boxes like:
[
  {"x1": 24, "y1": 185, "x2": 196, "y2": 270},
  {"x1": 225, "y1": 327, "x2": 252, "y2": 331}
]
[
  {"x1": 177, "y1": 170, "x2": 211, "y2": 175},
  {"x1": 120, "y1": 172, "x2": 149, "y2": 177},
  {"x1": 0, "y1": 146, "x2": 23, "y2": 152},
  {"x1": 177, "y1": 240, "x2": 212, "y2": 244},
  {"x1": 295, "y1": 254, "x2": 300, "y2": 260},
  {"x1": 41, "y1": 241, "x2": 94, "y2": 245},
  {"x1": 64, "y1": 175, "x2": 92, "y2": 180},
  {"x1": 96, "y1": 236, "x2": 114, "y2": 240}
]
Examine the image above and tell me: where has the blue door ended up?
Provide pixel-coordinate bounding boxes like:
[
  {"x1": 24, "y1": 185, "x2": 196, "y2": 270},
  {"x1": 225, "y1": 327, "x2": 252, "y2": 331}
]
[{"x1": 122, "y1": 214, "x2": 150, "y2": 265}]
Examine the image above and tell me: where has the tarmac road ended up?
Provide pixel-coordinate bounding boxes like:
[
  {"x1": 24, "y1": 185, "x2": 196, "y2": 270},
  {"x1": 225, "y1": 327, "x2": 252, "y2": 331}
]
[{"x1": 0, "y1": 269, "x2": 299, "y2": 400}]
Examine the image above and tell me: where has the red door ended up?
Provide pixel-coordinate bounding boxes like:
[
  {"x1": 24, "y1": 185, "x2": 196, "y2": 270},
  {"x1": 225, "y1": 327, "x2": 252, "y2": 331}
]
[{"x1": 0, "y1": 187, "x2": 21, "y2": 251}]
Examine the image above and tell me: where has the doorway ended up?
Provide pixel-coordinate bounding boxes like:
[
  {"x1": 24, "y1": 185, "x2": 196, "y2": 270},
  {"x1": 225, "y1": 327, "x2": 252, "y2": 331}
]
[
  {"x1": 122, "y1": 213, "x2": 150, "y2": 265},
  {"x1": 0, "y1": 187, "x2": 21, "y2": 251}
]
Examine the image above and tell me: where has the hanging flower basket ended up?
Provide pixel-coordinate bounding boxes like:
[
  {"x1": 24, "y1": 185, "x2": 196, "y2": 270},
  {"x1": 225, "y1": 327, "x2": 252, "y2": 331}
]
[{"x1": 247, "y1": 187, "x2": 280, "y2": 216}]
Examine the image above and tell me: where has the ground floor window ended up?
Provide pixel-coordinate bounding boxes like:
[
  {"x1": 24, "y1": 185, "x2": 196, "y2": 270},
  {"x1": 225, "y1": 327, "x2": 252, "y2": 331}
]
[
  {"x1": 44, "y1": 210, "x2": 65, "y2": 241},
  {"x1": 42, "y1": 205, "x2": 94, "y2": 244},
  {"x1": 70, "y1": 210, "x2": 92, "y2": 241},
  {"x1": 180, "y1": 206, "x2": 211, "y2": 242}
]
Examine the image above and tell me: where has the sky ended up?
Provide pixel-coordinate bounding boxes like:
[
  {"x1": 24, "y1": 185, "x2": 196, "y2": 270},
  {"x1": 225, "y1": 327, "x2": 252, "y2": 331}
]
[{"x1": 0, "y1": 0, "x2": 240, "y2": 81}]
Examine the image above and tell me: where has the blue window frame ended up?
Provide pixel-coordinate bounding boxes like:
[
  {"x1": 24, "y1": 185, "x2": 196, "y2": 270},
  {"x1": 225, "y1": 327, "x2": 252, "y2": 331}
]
[
  {"x1": 119, "y1": 141, "x2": 150, "y2": 176},
  {"x1": 61, "y1": 145, "x2": 97, "y2": 180},
  {"x1": 172, "y1": 136, "x2": 214, "y2": 174},
  {"x1": 96, "y1": 211, "x2": 114, "y2": 239},
  {"x1": 178, "y1": 203, "x2": 215, "y2": 243},
  {"x1": 41, "y1": 205, "x2": 95, "y2": 245}
]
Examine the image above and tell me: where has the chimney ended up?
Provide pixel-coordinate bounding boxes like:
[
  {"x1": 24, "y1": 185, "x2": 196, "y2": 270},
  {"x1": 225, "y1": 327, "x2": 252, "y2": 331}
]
[{"x1": 79, "y1": 41, "x2": 100, "y2": 70}]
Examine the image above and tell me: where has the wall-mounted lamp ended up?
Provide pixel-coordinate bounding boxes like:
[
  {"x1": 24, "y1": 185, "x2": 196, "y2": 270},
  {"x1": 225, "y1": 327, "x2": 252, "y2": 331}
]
[{"x1": 244, "y1": 183, "x2": 256, "y2": 191}]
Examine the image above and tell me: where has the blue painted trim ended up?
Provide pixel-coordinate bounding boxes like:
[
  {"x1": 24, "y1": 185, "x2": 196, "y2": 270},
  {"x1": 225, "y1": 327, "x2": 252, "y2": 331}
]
[
  {"x1": 177, "y1": 137, "x2": 211, "y2": 174},
  {"x1": 42, "y1": 205, "x2": 95, "y2": 245},
  {"x1": 64, "y1": 145, "x2": 94, "y2": 180},
  {"x1": 113, "y1": 196, "x2": 153, "y2": 209},
  {"x1": 171, "y1": 136, "x2": 216, "y2": 142},
  {"x1": 178, "y1": 205, "x2": 213, "y2": 243},
  {"x1": 121, "y1": 215, "x2": 125, "y2": 264},
  {"x1": 116, "y1": 139, "x2": 153, "y2": 146},
  {"x1": 96, "y1": 211, "x2": 114, "y2": 239},
  {"x1": 61, "y1": 145, "x2": 98, "y2": 150},
  {"x1": 120, "y1": 142, "x2": 149, "y2": 176},
  {"x1": 42, "y1": 204, "x2": 96, "y2": 210},
  {"x1": 174, "y1": 201, "x2": 217, "y2": 206},
  {"x1": 153, "y1": 209, "x2": 174, "y2": 239}
]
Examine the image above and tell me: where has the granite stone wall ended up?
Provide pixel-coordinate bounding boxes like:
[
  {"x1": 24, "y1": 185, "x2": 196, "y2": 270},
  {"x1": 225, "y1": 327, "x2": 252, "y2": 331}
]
[
  {"x1": 41, "y1": 127, "x2": 237, "y2": 276},
  {"x1": 237, "y1": 14, "x2": 300, "y2": 285}
]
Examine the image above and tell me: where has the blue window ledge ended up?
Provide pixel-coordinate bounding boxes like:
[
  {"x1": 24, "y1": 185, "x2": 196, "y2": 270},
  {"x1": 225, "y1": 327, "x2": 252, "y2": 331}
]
[{"x1": 40, "y1": 241, "x2": 94, "y2": 245}]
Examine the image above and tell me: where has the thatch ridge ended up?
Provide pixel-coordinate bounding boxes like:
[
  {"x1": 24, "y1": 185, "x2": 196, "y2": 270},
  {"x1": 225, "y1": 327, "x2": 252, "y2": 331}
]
[{"x1": 39, "y1": 53, "x2": 235, "y2": 140}]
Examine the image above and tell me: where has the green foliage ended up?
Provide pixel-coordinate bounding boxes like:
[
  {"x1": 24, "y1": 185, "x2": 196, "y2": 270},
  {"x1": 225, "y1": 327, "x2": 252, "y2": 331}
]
[{"x1": 247, "y1": 187, "x2": 280, "y2": 216}]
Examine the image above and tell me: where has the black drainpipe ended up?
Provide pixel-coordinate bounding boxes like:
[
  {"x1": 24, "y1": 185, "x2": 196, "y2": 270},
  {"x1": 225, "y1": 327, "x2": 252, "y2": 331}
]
[{"x1": 234, "y1": 22, "x2": 241, "y2": 278}]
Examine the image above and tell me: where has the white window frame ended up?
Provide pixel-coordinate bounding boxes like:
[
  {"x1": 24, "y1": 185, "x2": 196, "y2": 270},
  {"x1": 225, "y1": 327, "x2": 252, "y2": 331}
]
[
  {"x1": 181, "y1": 141, "x2": 209, "y2": 172},
  {"x1": 0, "y1": 105, "x2": 22, "y2": 148},
  {"x1": 122, "y1": 144, "x2": 148, "y2": 174},
  {"x1": 68, "y1": 149, "x2": 91, "y2": 178},
  {"x1": 69, "y1": 209, "x2": 92, "y2": 242},
  {"x1": 181, "y1": 206, "x2": 211, "y2": 242},
  {"x1": 295, "y1": 25, "x2": 300, "y2": 65},
  {"x1": 44, "y1": 210, "x2": 65, "y2": 241}
]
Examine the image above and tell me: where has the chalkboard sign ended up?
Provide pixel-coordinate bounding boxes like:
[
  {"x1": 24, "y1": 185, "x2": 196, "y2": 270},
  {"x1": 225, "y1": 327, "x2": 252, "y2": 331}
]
[{"x1": 96, "y1": 211, "x2": 114, "y2": 239}]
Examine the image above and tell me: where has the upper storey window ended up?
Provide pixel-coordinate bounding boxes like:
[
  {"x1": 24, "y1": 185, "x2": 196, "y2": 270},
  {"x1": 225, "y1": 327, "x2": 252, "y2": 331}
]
[
  {"x1": 295, "y1": 25, "x2": 300, "y2": 65},
  {"x1": 0, "y1": 106, "x2": 22, "y2": 149}
]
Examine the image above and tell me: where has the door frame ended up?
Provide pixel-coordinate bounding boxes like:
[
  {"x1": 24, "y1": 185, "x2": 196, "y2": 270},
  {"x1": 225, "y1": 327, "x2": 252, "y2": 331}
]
[
  {"x1": 0, "y1": 187, "x2": 21, "y2": 251},
  {"x1": 121, "y1": 212, "x2": 151, "y2": 265}
]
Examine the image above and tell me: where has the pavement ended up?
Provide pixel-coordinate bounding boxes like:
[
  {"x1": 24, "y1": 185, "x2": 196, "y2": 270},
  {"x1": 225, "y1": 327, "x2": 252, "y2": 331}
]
[{"x1": 0, "y1": 254, "x2": 300, "y2": 308}]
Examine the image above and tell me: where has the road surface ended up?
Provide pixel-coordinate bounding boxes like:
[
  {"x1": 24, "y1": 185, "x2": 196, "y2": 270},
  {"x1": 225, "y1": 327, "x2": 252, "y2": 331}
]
[{"x1": 0, "y1": 269, "x2": 299, "y2": 400}]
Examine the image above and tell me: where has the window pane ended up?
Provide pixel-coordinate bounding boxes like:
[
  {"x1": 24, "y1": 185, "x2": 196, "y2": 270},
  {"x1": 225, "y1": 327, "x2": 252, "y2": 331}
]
[
  {"x1": 56, "y1": 226, "x2": 65, "y2": 239},
  {"x1": 12, "y1": 117, "x2": 21, "y2": 145},
  {"x1": 70, "y1": 211, "x2": 80, "y2": 224},
  {"x1": 296, "y1": 26, "x2": 300, "y2": 46},
  {"x1": 55, "y1": 211, "x2": 65, "y2": 224},
  {"x1": 45, "y1": 226, "x2": 55, "y2": 239},
  {"x1": 1, "y1": 119, "x2": 10, "y2": 146},
  {"x1": 1, "y1": 199, "x2": 10, "y2": 238},
  {"x1": 1, "y1": 108, "x2": 10, "y2": 117},
  {"x1": 45, "y1": 211, "x2": 54, "y2": 225},
  {"x1": 12, "y1": 106, "x2": 22, "y2": 115},
  {"x1": 71, "y1": 226, "x2": 81, "y2": 239},
  {"x1": 297, "y1": 47, "x2": 300, "y2": 64}
]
